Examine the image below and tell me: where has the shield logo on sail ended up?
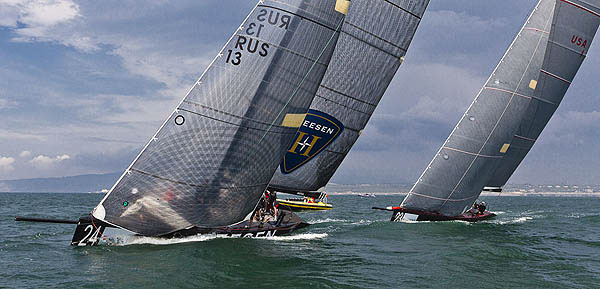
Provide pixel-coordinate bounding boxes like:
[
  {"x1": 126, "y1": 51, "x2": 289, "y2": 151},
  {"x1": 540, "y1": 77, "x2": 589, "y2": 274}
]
[{"x1": 281, "y1": 109, "x2": 344, "y2": 174}]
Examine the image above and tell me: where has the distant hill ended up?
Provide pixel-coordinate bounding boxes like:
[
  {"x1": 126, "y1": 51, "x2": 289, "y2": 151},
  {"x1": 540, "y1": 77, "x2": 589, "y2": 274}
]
[{"x1": 0, "y1": 173, "x2": 121, "y2": 193}]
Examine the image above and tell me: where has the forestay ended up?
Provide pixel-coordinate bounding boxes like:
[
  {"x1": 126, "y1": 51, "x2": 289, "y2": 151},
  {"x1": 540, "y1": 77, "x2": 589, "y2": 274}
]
[
  {"x1": 400, "y1": 0, "x2": 555, "y2": 216},
  {"x1": 92, "y1": 0, "x2": 346, "y2": 236},
  {"x1": 487, "y1": 0, "x2": 600, "y2": 188},
  {"x1": 269, "y1": 0, "x2": 430, "y2": 192}
]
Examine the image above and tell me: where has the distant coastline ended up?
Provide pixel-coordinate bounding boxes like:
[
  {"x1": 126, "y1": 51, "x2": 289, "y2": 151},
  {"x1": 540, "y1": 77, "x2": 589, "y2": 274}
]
[
  {"x1": 2, "y1": 173, "x2": 600, "y2": 197},
  {"x1": 324, "y1": 191, "x2": 600, "y2": 197}
]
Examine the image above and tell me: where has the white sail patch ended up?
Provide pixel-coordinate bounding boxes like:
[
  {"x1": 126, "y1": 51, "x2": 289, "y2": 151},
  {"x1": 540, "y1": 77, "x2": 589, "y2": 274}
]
[{"x1": 92, "y1": 204, "x2": 106, "y2": 220}]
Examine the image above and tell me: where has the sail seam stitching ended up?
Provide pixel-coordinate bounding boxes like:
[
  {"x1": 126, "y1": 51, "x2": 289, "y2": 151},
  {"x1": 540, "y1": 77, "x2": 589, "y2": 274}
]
[
  {"x1": 314, "y1": 93, "x2": 372, "y2": 115},
  {"x1": 320, "y1": 84, "x2": 378, "y2": 107},
  {"x1": 514, "y1": 134, "x2": 537, "y2": 142},
  {"x1": 178, "y1": 108, "x2": 295, "y2": 135},
  {"x1": 382, "y1": 0, "x2": 423, "y2": 19},
  {"x1": 523, "y1": 27, "x2": 550, "y2": 34},
  {"x1": 241, "y1": 34, "x2": 330, "y2": 66},
  {"x1": 404, "y1": 192, "x2": 479, "y2": 202},
  {"x1": 548, "y1": 39, "x2": 589, "y2": 56},
  {"x1": 442, "y1": 146, "x2": 503, "y2": 159},
  {"x1": 183, "y1": 100, "x2": 295, "y2": 129},
  {"x1": 484, "y1": 87, "x2": 533, "y2": 100},
  {"x1": 343, "y1": 21, "x2": 409, "y2": 54},
  {"x1": 540, "y1": 69, "x2": 572, "y2": 84},
  {"x1": 559, "y1": 0, "x2": 600, "y2": 18},
  {"x1": 130, "y1": 168, "x2": 269, "y2": 189},
  {"x1": 258, "y1": 4, "x2": 340, "y2": 32}
]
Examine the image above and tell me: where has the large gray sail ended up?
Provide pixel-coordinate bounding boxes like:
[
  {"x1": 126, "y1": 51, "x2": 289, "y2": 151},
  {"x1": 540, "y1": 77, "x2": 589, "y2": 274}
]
[
  {"x1": 487, "y1": 0, "x2": 600, "y2": 189},
  {"x1": 91, "y1": 0, "x2": 346, "y2": 236},
  {"x1": 269, "y1": 0, "x2": 430, "y2": 193},
  {"x1": 400, "y1": 0, "x2": 555, "y2": 216}
]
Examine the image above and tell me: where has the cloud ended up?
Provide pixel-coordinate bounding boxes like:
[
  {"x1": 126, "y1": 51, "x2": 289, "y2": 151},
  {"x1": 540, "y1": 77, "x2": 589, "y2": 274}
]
[
  {"x1": 0, "y1": 98, "x2": 17, "y2": 109},
  {"x1": 0, "y1": 130, "x2": 45, "y2": 141},
  {"x1": 0, "y1": 156, "x2": 16, "y2": 172},
  {"x1": 0, "y1": 0, "x2": 80, "y2": 41},
  {"x1": 29, "y1": 154, "x2": 70, "y2": 168},
  {"x1": 19, "y1": 150, "x2": 31, "y2": 157}
]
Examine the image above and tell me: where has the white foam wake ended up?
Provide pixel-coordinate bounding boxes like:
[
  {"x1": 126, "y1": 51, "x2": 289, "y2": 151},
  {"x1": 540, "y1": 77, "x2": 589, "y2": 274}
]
[
  {"x1": 307, "y1": 218, "x2": 346, "y2": 224},
  {"x1": 105, "y1": 232, "x2": 328, "y2": 246},
  {"x1": 256, "y1": 233, "x2": 328, "y2": 241},
  {"x1": 107, "y1": 234, "x2": 222, "y2": 246},
  {"x1": 494, "y1": 216, "x2": 533, "y2": 225}
]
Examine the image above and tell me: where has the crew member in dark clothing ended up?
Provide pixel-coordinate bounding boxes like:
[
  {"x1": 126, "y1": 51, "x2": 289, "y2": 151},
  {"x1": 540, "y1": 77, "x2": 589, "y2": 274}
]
[
  {"x1": 267, "y1": 191, "x2": 278, "y2": 217},
  {"x1": 478, "y1": 201, "x2": 487, "y2": 214}
]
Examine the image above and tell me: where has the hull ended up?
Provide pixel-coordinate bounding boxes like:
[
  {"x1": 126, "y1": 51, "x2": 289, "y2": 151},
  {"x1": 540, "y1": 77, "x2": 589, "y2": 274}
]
[
  {"x1": 163, "y1": 209, "x2": 309, "y2": 238},
  {"x1": 392, "y1": 207, "x2": 496, "y2": 222},
  {"x1": 73, "y1": 209, "x2": 308, "y2": 246},
  {"x1": 276, "y1": 199, "x2": 333, "y2": 211}
]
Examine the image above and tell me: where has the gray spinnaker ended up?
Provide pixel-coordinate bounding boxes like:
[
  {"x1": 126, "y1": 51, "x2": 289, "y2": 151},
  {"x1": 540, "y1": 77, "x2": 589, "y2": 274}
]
[
  {"x1": 269, "y1": 0, "x2": 430, "y2": 193},
  {"x1": 486, "y1": 0, "x2": 600, "y2": 188},
  {"x1": 92, "y1": 0, "x2": 346, "y2": 236},
  {"x1": 400, "y1": 0, "x2": 556, "y2": 216}
]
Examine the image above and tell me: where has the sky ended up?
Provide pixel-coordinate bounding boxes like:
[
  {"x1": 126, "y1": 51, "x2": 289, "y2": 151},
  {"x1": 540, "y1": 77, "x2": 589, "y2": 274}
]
[{"x1": 0, "y1": 0, "x2": 599, "y2": 185}]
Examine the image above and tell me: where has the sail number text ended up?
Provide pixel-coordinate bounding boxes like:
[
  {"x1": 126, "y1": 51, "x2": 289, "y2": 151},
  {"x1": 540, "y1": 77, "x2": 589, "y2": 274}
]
[{"x1": 225, "y1": 9, "x2": 292, "y2": 66}]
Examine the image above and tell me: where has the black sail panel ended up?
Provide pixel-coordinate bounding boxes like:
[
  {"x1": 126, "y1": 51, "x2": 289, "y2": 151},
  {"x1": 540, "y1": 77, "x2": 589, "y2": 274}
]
[
  {"x1": 92, "y1": 0, "x2": 345, "y2": 236},
  {"x1": 269, "y1": 0, "x2": 430, "y2": 192},
  {"x1": 487, "y1": 0, "x2": 600, "y2": 188},
  {"x1": 401, "y1": 0, "x2": 555, "y2": 216}
]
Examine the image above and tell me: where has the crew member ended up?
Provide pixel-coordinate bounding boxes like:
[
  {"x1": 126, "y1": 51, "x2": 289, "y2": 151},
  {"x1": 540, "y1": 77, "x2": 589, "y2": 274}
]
[
  {"x1": 469, "y1": 202, "x2": 480, "y2": 215},
  {"x1": 478, "y1": 201, "x2": 487, "y2": 215}
]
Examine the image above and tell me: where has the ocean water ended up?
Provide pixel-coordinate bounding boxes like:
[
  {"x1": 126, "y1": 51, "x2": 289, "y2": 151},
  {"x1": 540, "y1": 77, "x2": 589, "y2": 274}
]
[{"x1": 1, "y1": 193, "x2": 599, "y2": 288}]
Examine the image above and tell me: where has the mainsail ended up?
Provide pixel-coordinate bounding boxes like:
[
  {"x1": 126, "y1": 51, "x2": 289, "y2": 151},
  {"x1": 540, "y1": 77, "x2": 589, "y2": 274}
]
[
  {"x1": 399, "y1": 0, "x2": 556, "y2": 216},
  {"x1": 91, "y1": 0, "x2": 346, "y2": 236},
  {"x1": 269, "y1": 0, "x2": 430, "y2": 193},
  {"x1": 486, "y1": 0, "x2": 600, "y2": 189}
]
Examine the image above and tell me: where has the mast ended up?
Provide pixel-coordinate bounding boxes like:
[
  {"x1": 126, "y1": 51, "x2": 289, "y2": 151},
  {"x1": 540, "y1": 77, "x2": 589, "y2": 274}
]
[
  {"x1": 269, "y1": 0, "x2": 430, "y2": 193},
  {"x1": 91, "y1": 0, "x2": 346, "y2": 236},
  {"x1": 486, "y1": 0, "x2": 600, "y2": 189},
  {"x1": 399, "y1": 0, "x2": 556, "y2": 217}
]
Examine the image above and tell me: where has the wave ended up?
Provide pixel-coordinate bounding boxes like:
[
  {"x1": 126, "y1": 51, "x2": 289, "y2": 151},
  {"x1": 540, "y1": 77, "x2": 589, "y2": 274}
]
[
  {"x1": 350, "y1": 219, "x2": 373, "y2": 225},
  {"x1": 307, "y1": 218, "x2": 347, "y2": 224},
  {"x1": 494, "y1": 216, "x2": 533, "y2": 225},
  {"x1": 256, "y1": 233, "x2": 328, "y2": 241}
]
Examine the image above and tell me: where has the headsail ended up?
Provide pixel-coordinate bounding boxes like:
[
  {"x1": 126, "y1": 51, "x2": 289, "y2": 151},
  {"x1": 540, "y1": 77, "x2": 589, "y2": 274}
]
[
  {"x1": 486, "y1": 0, "x2": 600, "y2": 189},
  {"x1": 92, "y1": 0, "x2": 346, "y2": 236},
  {"x1": 269, "y1": 0, "x2": 430, "y2": 193},
  {"x1": 400, "y1": 0, "x2": 556, "y2": 216}
]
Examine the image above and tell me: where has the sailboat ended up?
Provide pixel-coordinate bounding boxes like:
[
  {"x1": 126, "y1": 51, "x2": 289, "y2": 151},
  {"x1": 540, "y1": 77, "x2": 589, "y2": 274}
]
[
  {"x1": 485, "y1": 0, "x2": 600, "y2": 192},
  {"x1": 15, "y1": 0, "x2": 348, "y2": 246},
  {"x1": 267, "y1": 0, "x2": 431, "y2": 210},
  {"x1": 374, "y1": 0, "x2": 596, "y2": 222}
]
